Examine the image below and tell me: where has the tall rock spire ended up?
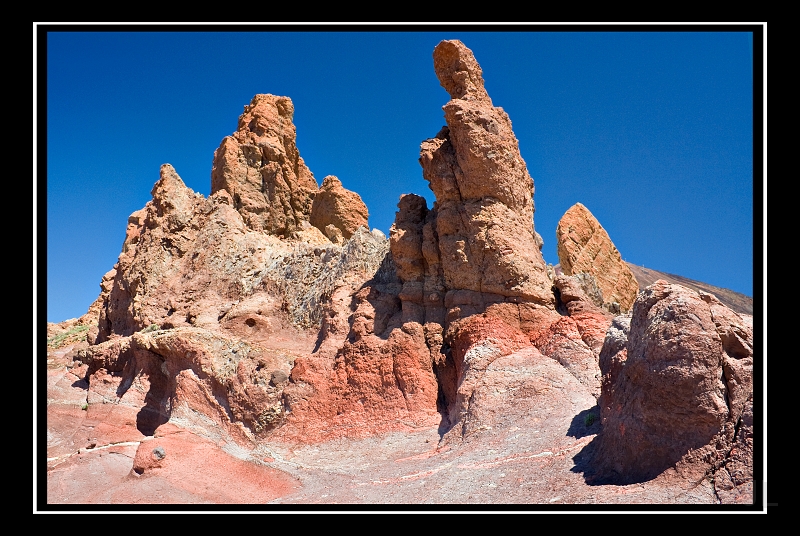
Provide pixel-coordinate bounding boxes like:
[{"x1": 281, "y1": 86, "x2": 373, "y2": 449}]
[{"x1": 394, "y1": 40, "x2": 553, "y2": 309}]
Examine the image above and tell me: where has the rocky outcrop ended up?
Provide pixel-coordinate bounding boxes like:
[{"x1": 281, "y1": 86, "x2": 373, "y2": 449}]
[
  {"x1": 276, "y1": 243, "x2": 442, "y2": 442},
  {"x1": 556, "y1": 203, "x2": 639, "y2": 312},
  {"x1": 382, "y1": 40, "x2": 566, "y2": 433},
  {"x1": 591, "y1": 280, "x2": 753, "y2": 501},
  {"x1": 626, "y1": 262, "x2": 753, "y2": 316},
  {"x1": 530, "y1": 274, "x2": 614, "y2": 398},
  {"x1": 310, "y1": 175, "x2": 369, "y2": 243},
  {"x1": 393, "y1": 41, "x2": 562, "y2": 324},
  {"x1": 94, "y1": 163, "x2": 380, "y2": 344},
  {"x1": 45, "y1": 39, "x2": 757, "y2": 507},
  {"x1": 411, "y1": 40, "x2": 553, "y2": 306},
  {"x1": 210, "y1": 94, "x2": 319, "y2": 237},
  {"x1": 280, "y1": 40, "x2": 566, "y2": 440},
  {"x1": 210, "y1": 94, "x2": 368, "y2": 242},
  {"x1": 79, "y1": 327, "x2": 294, "y2": 439}
]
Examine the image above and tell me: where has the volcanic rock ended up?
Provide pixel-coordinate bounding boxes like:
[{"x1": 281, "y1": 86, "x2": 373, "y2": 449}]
[
  {"x1": 210, "y1": 94, "x2": 319, "y2": 236},
  {"x1": 389, "y1": 40, "x2": 563, "y2": 345},
  {"x1": 626, "y1": 261, "x2": 753, "y2": 316},
  {"x1": 414, "y1": 40, "x2": 554, "y2": 306},
  {"x1": 277, "y1": 237, "x2": 442, "y2": 443},
  {"x1": 529, "y1": 274, "x2": 614, "y2": 398},
  {"x1": 310, "y1": 175, "x2": 369, "y2": 242},
  {"x1": 383, "y1": 40, "x2": 572, "y2": 435},
  {"x1": 79, "y1": 327, "x2": 300, "y2": 439},
  {"x1": 282, "y1": 40, "x2": 571, "y2": 442},
  {"x1": 591, "y1": 280, "x2": 753, "y2": 501},
  {"x1": 556, "y1": 202, "x2": 639, "y2": 312},
  {"x1": 45, "y1": 39, "x2": 758, "y2": 508}
]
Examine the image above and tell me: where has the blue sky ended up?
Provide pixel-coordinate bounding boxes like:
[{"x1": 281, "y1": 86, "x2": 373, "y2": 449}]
[{"x1": 41, "y1": 25, "x2": 762, "y2": 324}]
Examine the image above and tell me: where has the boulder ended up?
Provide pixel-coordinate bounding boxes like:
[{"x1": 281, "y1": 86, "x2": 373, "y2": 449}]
[
  {"x1": 591, "y1": 280, "x2": 753, "y2": 502},
  {"x1": 310, "y1": 175, "x2": 369, "y2": 241}
]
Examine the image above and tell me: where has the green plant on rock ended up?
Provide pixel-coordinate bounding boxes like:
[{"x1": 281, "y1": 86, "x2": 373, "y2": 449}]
[
  {"x1": 584, "y1": 412, "x2": 597, "y2": 427},
  {"x1": 47, "y1": 324, "x2": 90, "y2": 348},
  {"x1": 141, "y1": 324, "x2": 161, "y2": 333}
]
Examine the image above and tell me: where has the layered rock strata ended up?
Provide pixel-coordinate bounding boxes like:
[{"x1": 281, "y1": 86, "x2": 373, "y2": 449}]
[{"x1": 556, "y1": 202, "x2": 639, "y2": 312}]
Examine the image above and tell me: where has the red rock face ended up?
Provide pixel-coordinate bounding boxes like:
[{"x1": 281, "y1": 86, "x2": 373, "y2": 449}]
[
  {"x1": 528, "y1": 275, "x2": 614, "y2": 399},
  {"x1": 593, "y1": 280, "x2": 753, "y2": 497},
  {"x1": 46, "y1": 40, "x2": 756, "y2": 506},
  {"x1": 379, "y1": 41, "x2": 570, "y2": 435},
  {"x1": 277, "y1": 247, "x2": 442, "y2": 443}
]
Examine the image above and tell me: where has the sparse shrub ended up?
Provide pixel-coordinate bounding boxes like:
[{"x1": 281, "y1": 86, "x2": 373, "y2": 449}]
[
  {"x1": 141, "y1": 324, "x2": 161, "y2": 333},
  {"x1": 47, "y1": 324, "x2": 90, "y2": 348},
  {"x1": 81, "y1": 403, "x2": 88, "y2": 411},
  {"x1": 584, "y1": 412, "x2": 596, "y2": 427}
]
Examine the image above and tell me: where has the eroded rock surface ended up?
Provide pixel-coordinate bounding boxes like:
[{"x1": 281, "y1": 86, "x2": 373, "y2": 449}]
[
  {"x1": 556, "y1": 203, "x2": 639, "y2": 312},
  {"x1": 591, "y1": 280, "x2": 753, "y2": 503},
  {"x1": 529, "y1": 274, "x2": 614, "y2": 398},
  {"x1": 378, "y1": 40, "x2": 570, "y2": 436},
  {"x1": 210, "y1": 94, "x2": 368, "y2": 243},
  {"x1": 211, "y1": 94, "x2": 319, "y2": 236},
  {"x1": 310, "y1": 175, "x2": 369, "y2": 243},
  {"x1": 413, "y1": 40, "x2": 553, "y2": 306},
  {"x1": 45, "y1": 40, "x2": 758, "y2": 508}
]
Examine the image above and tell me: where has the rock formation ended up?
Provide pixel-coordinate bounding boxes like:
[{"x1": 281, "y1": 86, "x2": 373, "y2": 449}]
[
  {"x1": 556, "y1": 202, "x2": 639, "y2": 312},
  {"x1": 382, "y1": 40, "x2": 573, "y2": 435},
  {"x1": 44, "y1": 39, "x2": 757, "y2": 507},
  {"x1": 413, "y1": 40, "x2": 553, "y2": 305},
  {"x1": 211, "y1": 93, "x2": 367, "y2": 242},
  {"x1": 310, "y1": 175, "x2": 369, "y2": 243},
  {"x1": 84, "y1": 108, "x2": 388, "y2": 441},
  {"x1": 592, "y1": 280, "x2": 753, "y2": 497},
  {"x1": 211, "y1": 94, "x2": 319, "y2": 237},
  {"x1": 530, "y1": 274, "x2": 614, "y2": 398}
]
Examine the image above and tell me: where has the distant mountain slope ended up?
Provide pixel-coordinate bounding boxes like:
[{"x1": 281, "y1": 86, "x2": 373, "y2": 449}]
[
  {"x1": 625, "y1": 262, "x2": 753, "y2": 316},
  {"x1": 553, "y1": 262, "x2": 753, "y2": 316}
]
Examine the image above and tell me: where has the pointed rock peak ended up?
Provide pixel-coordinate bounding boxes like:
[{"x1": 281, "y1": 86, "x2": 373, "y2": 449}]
[
  {"x1": 153, "y1": 163, "x2": 186, "y2": 192},
  {"x1": 149, "y1": 164, "x2": 200, "y2": 227},
  {"x1": 556, "y1": 203, "x2": 639, "y2": 312},
  {"x1": 433, "y1": 40, "x2": 490, "y2": 102},
  {"x1": 234, "y1": 94, "x2": 297, "y2": 147},
  {"x1": 211, "y1": 93, "x2": 318, "y2": 236},
  {"x1": 151, "y1": 164, "x2": 194, "y2": 204},
  {"x1": 410, "y1": 40, "x2": 553, "y2": 305},
  {"x1": 319, "y1": 175, "x2": 342, "y2": 190}
]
